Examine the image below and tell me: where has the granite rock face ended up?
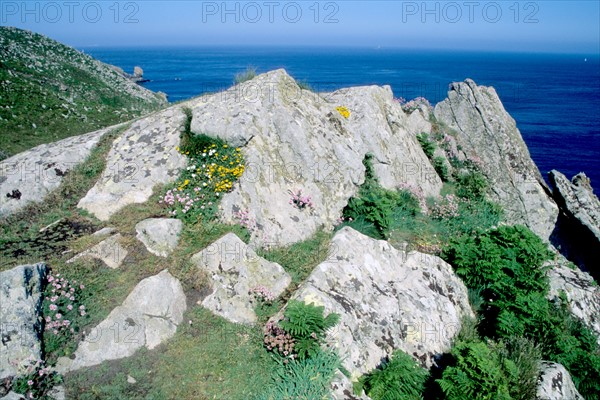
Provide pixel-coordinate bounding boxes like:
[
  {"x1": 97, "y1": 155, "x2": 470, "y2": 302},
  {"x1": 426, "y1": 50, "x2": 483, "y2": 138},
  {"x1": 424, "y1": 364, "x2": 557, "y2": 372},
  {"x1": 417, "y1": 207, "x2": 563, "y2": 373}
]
[
  {"x1": 434, "y1": 79, "x2": 558, "y2": 241},
  {"x1": 547, "y1": 255, "x2": 600, "y2": 345},
  {"x1": 0, "y1": 127, "x2": 115, "y2": 217},
  {"x1": 77, "y1": 106, "x2": 187, "y2": 221},
  {"x1": 191, "y1": 233, "x2": 291, "y2": 324},
  {"x1": 188, "y1": 69, "x2": 442, "y2": 247},
  {"x1": 286, "y1": 227, "x2": 472, "y2": 381},
  {"x1": 549, "y1": 170, "x2": 600, "y2": 276},
  {"x1": 135, "y1": 218, "x2": 183, "y2": 257},
  {"x1": 56, "y1": 270, "x2": 186, "y2": 373},
  {"x1": 0, "y1": 264, "x2": 47, "y2": 380},
  {"x1": 536, "y1": 362, "x2": 583, "y2": 400}
]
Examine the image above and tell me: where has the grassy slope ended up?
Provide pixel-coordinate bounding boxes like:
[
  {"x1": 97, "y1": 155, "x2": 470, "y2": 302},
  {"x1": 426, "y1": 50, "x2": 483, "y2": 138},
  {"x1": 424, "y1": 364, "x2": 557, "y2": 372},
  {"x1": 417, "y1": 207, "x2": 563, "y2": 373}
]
[{"x1": 0, "y1": 27, "x2": 166, "y2": 159}]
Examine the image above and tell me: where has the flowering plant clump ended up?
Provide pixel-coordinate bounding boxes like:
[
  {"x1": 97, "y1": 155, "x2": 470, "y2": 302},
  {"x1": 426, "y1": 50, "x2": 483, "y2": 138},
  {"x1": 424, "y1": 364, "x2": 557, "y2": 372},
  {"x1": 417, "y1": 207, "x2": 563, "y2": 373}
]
[
  {"x1": 11, "y1": 356, "x2": 62, "y2": 399},
  {"x1": 263, "y1": 318, "x2": 296, "y2": 362},
  {"x1": 288, "y1": 189, "x2": 314, "y2": 210},
  {"x1": 430, "y1": 194, "x2": 460, "y2": 220},
  {"x1": 251, "y1": 285, "x2": 275, "y2": 304},
  {"x1": 233, "y1": 208, "x2": 257, "y2": 234},
  {"x1": 161, "y1": 142, "x2": 245, "y2": 222},
  {"x1": 335, "y1": 215, "x2": 354, "y2": 226},
  {"x1": 335, "y1": 106, "x2": 350, "y2": 119},
  {"x1": 42, "y1": 272, "x2": 88, "y2": 358},
  {"x1": 399, "y1": 97, "x2": 432, "y2": 113},
  {"x1": 398, "y1": 182, "x2": 427, "y2": 212}
]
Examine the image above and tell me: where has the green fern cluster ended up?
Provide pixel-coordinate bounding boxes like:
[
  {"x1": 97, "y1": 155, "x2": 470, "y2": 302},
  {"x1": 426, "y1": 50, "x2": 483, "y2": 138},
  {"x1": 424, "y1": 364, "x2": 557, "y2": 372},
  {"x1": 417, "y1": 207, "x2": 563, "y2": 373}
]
[
  {"x1": 356, "y1": 350, "x2": 428, "y2": 400},
  {"x1": 280, "y1": 300, "x2": 340, "y2": 360},
  {"x1": 438, "y1": 340, "x2": 512, "y2": 400},
  {"x1": 442, "y1": 225, "x2": 600, "y2": 399},
  {"x1": 342, "y1": 154, "x2": 421, "y2": 239},
  {"x1": 416, "y1": 133, "x2": 437, "y2": 158}
]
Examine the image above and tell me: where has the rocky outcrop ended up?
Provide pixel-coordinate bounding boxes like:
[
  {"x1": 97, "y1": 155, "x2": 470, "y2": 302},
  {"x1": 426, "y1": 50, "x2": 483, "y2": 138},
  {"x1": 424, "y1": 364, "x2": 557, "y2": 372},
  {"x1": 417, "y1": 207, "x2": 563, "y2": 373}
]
[
  {"x1": 547, "y1": 256, "x2": 600, "y2": 345},
  {"x1": 56, "y1": 270, "x2": 186, "y2": 373},
  {"x1": 66, "y1": 234, "x2": 128, "y2": 269},
  {"x1": 0, "y1": 27, "x2": 166, "y2": 161},
  {"x1": 0, "y1": 126, "x2": 116, "y2": 216},
  {"x1": 191, "y1": 233, "x2": 291, "y2": 324},
  {"x1": 536, "y1": 362, "x2": 583, "y2": 400},
  {"x1": 188, "y1": 69, "x2": 442, "y2": 246},
  {"x1": 0, "y1": 264, "x2": 47, "y2": 380},
  {"x1": 434, "y1": 79, "x2": 558, "y2": 241},
  {"x1": 135, "y1": 218, "x2": 182, "y2": 257},
  {"x1": 549, "y1": 170, "x2": 600, "y2": 276},
  {"x1": 286, "y1": 227, "x2": 472, "y2": 381},
  {"x1": 77, "y1": 106, "x2": 187, "y2": 220}
]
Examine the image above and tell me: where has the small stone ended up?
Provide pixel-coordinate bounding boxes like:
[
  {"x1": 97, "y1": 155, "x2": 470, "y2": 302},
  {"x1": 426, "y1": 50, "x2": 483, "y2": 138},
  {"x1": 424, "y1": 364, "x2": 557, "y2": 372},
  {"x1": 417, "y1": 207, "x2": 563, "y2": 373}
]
[
  {"x1": 56, "y1": 270, "x2": 186, "y2": 373},
  {"x1": 135, "y1": 218, "x2": 182, "y2": 257},
  {"x1": 191, "y1": 233, "x2": 291, "y2": 324},
  {"x1": 67, "y1": 234, "x2": 128, "y2": 269},
  {"x1": 127, "y1": 375, "x2": 136, "y2": 384}
]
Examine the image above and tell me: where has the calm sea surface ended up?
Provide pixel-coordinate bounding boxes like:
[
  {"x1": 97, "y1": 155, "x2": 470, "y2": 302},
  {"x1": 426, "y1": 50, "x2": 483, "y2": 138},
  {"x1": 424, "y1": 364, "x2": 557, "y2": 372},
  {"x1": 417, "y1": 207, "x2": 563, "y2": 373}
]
[{"x1": 81, "y1": 46, "x2": 600, "y2": 192}]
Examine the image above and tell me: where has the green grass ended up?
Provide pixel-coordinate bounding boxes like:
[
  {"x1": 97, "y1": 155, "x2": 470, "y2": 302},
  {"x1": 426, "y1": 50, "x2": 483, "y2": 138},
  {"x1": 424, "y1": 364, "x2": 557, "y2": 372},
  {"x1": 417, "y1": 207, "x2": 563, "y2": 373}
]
[
  {"x1": 234, "y1": 66, "x2": 257, "y2": 84},
  {"x1": 0, "y1": 126, "x2": 127, "y2": 271},
  {"x1": 0, "y1": 27, "x2": 165, "y2": 159},
  {"x1": 63, "y1": 307, "x2": 273, "y2": 400},
  {"x1": 257, "y1": 230, "x2": 332, "y2": 297}
]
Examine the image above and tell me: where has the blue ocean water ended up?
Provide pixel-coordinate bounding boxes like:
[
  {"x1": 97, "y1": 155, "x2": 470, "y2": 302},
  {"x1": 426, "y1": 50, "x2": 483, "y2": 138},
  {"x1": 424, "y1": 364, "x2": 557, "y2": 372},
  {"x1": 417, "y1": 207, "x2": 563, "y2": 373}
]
[{"x1": 82, "y1": 46, "x2": 600, "y2": 193}]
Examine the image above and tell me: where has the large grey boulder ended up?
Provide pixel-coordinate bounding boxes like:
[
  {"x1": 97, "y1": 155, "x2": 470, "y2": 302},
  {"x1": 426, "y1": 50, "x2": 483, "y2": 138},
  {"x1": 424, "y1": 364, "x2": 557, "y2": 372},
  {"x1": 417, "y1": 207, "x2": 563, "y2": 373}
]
[
  {"x1": 77, "y1": 106, "x2": 187, "y2": 221},
  {"x1": 188, "y1": 69, "x2": 441, "y2": 247},
  {"x1": 135, "y1": 218, "x2": 183, "y2": 257},
  {"x1": 0, "y1": 127, "x2": 115, "y2": 217},
  {"x1": 191, "y1": 233, "x2": 291, "y2": 324},
  {"x1": 536, "y1": 362, "x2": 583, "y2": 400},
  {"x1": 434, "y1": 79, "x2": 558, "y2": 241},
  {"x1": 0, "y1": 264, "x2": 47, "y2": 380},
  {"x1": 56, "y1": 270, "x2": 186, "y2": 373},
  {"x1": 549, "y1": 170, "x2": 600, "y2": 275},
  {"x1": 547, "y1": 256, "x2": 600, "y2": 345},
  {"x1": 285, "y1": 227, "x2": 472, "y2": 382}
]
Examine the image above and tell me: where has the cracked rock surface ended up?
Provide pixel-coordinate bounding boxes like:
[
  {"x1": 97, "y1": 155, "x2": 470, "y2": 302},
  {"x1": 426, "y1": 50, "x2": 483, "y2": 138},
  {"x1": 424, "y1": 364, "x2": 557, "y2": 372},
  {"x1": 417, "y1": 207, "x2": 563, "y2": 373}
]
[
  {"x1": 0, "y1": 127, "x2": 115, "y2": 217},
  {"x1": 434, "y1": 79, "x2": 558, "y2": 241},
  {"x1": 191, "y1": 233, "x2": 291, "y2": 324},
  {"x1": 77, "y1": 106, "x2": 187, "y2": 221},
  {"x1": 0, "y1": 264, "x2": 47, "y2": 380},
  {"x1": 56, "y1": 270, "x2": 186, "y2": 373},
  {"x1": 188, "y1": 69, "x2": 442, "y2": 247},
  {"x1": 536, "y1": 362, "x2": 583, "y2": 400},
  {"x1": 284, "y1": 227, "x2": 472, "y2": 382}
]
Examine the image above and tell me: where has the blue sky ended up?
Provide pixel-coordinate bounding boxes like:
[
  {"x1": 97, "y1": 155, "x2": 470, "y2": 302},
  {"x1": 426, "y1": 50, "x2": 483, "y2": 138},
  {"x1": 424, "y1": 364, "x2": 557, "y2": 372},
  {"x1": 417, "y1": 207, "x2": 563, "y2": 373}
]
[{"x1": 1, "y1": 1, "x2": 599, "y2": 53}]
